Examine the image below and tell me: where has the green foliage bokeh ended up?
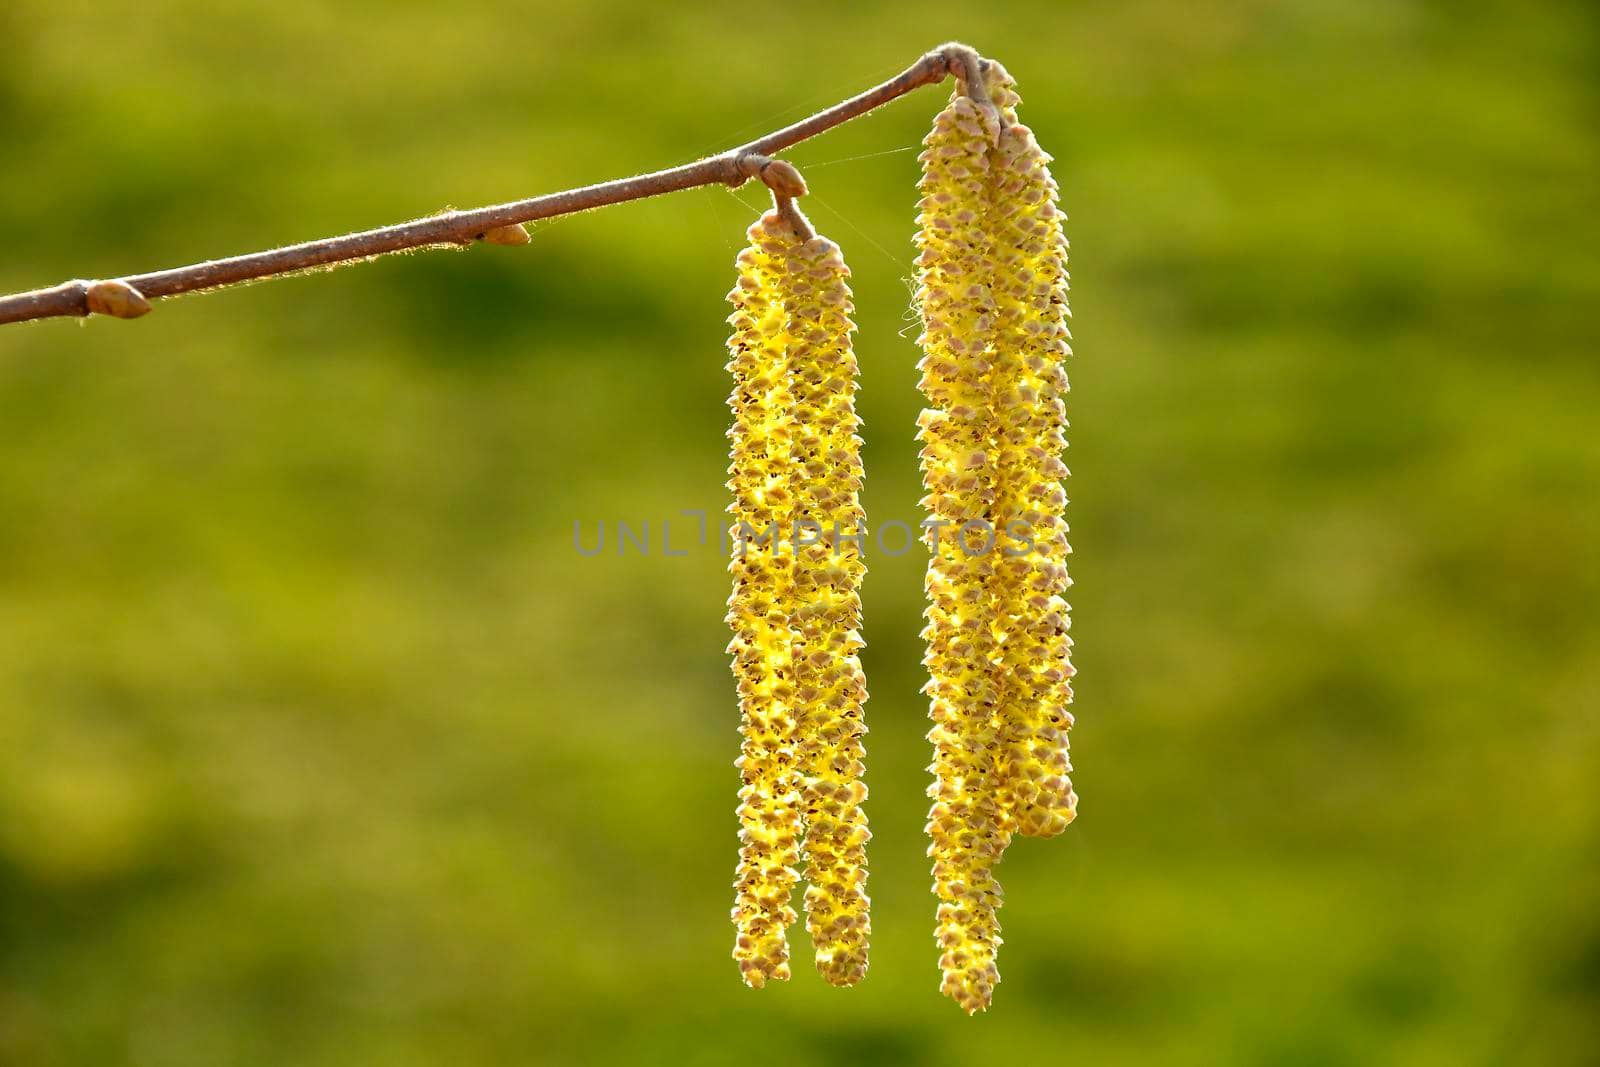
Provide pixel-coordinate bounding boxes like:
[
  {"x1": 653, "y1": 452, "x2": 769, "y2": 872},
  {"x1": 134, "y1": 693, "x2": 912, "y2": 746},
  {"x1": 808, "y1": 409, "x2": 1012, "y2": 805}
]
[{"x1": 2, "y1": 2, "x2": 1597, "y2": 1064}]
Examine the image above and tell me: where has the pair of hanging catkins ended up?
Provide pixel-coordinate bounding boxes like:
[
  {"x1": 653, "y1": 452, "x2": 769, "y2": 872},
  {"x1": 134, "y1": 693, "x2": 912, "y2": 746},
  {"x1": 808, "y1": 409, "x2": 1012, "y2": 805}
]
[{"x1": 724, "y1": 59, "x2": 1075, "y2": 1014}]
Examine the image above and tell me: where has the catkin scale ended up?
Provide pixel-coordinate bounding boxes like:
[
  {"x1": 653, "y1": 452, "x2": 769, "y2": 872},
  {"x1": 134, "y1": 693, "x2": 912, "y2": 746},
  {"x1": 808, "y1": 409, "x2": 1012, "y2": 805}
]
[
  {"x1": 916, "y1": 65, "x2": 1076, "y2": 1014},
  {"x1": 726, "y1": 208, "x2": 870, "y2": 989}
]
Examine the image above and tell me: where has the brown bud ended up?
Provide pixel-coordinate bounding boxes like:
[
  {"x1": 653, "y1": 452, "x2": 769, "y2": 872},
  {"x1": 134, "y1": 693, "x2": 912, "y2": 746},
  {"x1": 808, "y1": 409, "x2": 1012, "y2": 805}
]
[
  {"x1": 84, "y1": 280, "x2": 152, "y2": 320},
  {"x1": 759, "y1": 159, "x2": 808, "y2": 199},
  {"x1": 479, "y1": 223, "x2": 531, "y2": 246}
]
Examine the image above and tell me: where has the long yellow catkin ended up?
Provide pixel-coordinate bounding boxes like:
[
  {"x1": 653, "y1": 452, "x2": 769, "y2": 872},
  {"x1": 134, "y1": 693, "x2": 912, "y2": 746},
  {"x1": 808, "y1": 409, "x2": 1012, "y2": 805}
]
[
  {"x1": 726, "y1": 213, "x2": 805, "y2": 988},
  {"x1": 915, "y1": 92, "x2": 1011, "y2": 1015},
  {"x1": 917, "y1": 63, "x2": 1077, "y2": 1014},
  {"x1": 727, "y1": 208, "x2": 871, "y2": 988},
  {"x1": 781, "y1": 231, "x2": 873, "y2": 987},
  {"x1": 984, "y1": 63, "x2": 1078, "y2": 840}
]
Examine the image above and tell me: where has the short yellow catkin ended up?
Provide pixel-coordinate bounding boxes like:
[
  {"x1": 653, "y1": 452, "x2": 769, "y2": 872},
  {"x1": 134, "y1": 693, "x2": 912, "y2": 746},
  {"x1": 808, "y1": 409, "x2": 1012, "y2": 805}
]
[
  {"x1": 916, "y1": 62, "x2": 1077, "y2": 1014},
  {"x1": 781, "y1": 232, "x2": 873, "y2": 987},
  {"x1": 726, "y1": 207, "x2": 871, "y2": 989},
  {"x1": 726, "y1": 213, "x2": 805, "y2": 989},
  {"x1": 983, "y1": 62, "x2": 1078, "y2": 840}
]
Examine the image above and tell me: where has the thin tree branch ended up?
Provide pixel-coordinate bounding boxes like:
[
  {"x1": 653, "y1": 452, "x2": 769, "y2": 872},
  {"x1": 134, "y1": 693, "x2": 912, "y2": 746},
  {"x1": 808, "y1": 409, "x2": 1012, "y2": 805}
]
[{"x1": 0, "y1": 43, "x2": 986, "y2": 327}]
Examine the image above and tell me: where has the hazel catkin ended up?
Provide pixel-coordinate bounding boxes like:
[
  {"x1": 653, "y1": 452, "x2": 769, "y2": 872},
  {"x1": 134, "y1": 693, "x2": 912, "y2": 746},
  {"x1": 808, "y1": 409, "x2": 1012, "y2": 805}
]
[
  {"x1": 915, "y1": 63, "x2": 1077, "y2": 1014},
  {"x1": 915, "y1": 92, "x2": 1011, "y2": 1016},
  {"x1": 726, "y1": 213, "x2": 804, "y2": 989},
  {"x1": 782, "y1": 232, "x2": 872, "y2": 987},
  {"x1": 984, "y1": 62, "x2": 1078, "y2": 841},
  {"x1": 726, "y1": 207, "x2": 870, "y2": 989}
]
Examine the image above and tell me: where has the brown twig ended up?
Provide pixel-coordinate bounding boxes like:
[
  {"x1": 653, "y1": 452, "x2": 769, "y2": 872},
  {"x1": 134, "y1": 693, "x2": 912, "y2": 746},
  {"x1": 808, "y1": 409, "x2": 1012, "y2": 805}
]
[{"x1": 0, "y1": 43, "x2": 982, "y2": 327}]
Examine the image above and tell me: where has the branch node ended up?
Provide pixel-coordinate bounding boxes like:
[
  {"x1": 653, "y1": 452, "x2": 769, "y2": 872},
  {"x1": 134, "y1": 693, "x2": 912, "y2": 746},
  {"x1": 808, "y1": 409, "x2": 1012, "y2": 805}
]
[
  {"x1": 758, "y1": 158, "x2": 808, "y2": 198},
  {"x1": 731, "y1": 153, "x2": 809, "y2": 199},
  {"x1": 85, "y1": 279, "x2": 152, "y2": 320},
  {"x1": 937, "y1": 42, "x2": 996, "y2": 114}
]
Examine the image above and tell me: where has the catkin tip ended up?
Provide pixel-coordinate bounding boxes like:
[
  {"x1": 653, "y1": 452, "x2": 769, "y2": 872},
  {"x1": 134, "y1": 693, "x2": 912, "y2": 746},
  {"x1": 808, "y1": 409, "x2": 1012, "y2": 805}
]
[{"x1": 775, "y1": 197, "x2": 816, "y2": 242}]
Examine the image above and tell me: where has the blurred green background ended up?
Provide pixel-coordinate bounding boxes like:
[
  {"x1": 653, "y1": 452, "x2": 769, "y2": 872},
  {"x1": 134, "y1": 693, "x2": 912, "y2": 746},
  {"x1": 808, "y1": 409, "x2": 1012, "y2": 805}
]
[{"x1": 2, "y1": 1, "x2": 1597, "y2": 1064}]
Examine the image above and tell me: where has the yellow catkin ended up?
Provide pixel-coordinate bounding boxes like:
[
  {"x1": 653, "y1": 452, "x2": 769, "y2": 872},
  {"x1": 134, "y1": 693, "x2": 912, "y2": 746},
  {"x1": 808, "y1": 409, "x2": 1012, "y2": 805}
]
[
  {"x1": 915, "y1": 92, "x2": 1012, "y2": 1015},
  {"x1": 726, "y1": 213, "x2": 805, "y2": 989},
  {"x1": 781, "y1": 231, "x2": 872, "y2": 987},
  {"x1": 917, "y1": 62, "x2": 1078, "y2": 1013},
  {"x1": 726, "y1": 209, "x2": 871, "y2": 988},
  {"x1": 984, "y1": 62, "x2": 1078, "y2": 839}
]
